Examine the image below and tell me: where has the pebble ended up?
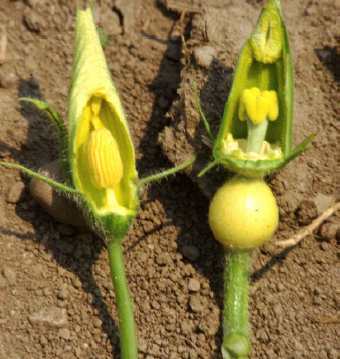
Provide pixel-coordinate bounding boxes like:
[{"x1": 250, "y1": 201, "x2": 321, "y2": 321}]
[
  {"x1": 193, "y1": 46, "x2": 217, "y2": 68},
  {"x1": 2, "y1": 267, "x2": 16, "y2": 285},
  {"x1": 29, "y1": 306, "x2": 68, "y2": 328},
  {"x1": 188, "y1": 278, "x2": 200, "y2": 292},
  {"x1": 93, "y1": 318, "x2": 102, "y2": 328},
  {"x1": 182, "y1": 245, "x2": 200, "y2": 261},
  {"x1": 189, "y1": 295, "x2": 203, "y2": 313},
  {"x1": 29, "y1": 161, "x2": 87, "y2": 227},
  {"x1": 6, "y1": 181, "x2": 25, "y2": 204},
  {"x1": 0, "y1": 71, "x2": 18, "y2": 89}
]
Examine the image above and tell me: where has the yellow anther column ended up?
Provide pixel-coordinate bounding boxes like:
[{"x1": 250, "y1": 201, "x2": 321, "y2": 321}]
[
  {"x1": 238, "y1": 87, "x2": 278, "y2": 153},
  {"x1": 239, "y1": 87, "x2": 278, "y2": 125}
]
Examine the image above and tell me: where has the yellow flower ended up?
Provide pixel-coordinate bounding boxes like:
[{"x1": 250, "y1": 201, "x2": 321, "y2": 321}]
[{"x1": 68, "y1": 8, "x2": 138, "y2": 237}]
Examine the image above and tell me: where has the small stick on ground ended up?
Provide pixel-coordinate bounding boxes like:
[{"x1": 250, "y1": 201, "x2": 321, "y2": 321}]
[{"x1": 276, "y1": 202, "x2": 340, "y2": 248}]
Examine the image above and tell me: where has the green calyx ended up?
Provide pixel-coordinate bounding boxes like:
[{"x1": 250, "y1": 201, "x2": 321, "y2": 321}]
[{"x1": 206, "y1": 0, "x2": 313, "y2": 178}]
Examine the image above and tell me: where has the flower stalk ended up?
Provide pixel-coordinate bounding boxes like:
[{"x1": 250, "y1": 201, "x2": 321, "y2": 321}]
[{"x1": 107, "y1": 240, "x2": 138, "y2": 359}]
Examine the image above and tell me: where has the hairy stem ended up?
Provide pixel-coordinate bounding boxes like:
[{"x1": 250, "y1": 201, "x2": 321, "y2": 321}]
[
  {"x1": 0, "y1": 161, "x2": 76, "y2": 194},
  {"x1": 222, "y1": 250, "x2": 251, "y2": 359},
  {"x1": 139, "y1": 157, "x2": 195, "y2": 187},
  {"x1": 107, "y1": 240, "x2": 138, "y2": 359},
  {"x1": 246, "y1": 119, "x2": 268, "y2": 153}
]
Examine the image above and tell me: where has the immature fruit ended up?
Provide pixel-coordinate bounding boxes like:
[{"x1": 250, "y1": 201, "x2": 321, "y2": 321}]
[{"x1": 209, "y1": 177, "x2": 278, "y2": 249}]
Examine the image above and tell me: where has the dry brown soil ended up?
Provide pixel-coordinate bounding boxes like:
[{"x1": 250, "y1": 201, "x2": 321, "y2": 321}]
[{"x1": 0, "y1": 1, "x2": 339, "y2": 359}]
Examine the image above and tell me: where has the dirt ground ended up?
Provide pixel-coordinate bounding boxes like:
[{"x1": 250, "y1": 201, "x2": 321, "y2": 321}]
[{"x1": 0, "y1": 0, "x2": 339, "y2": 359}]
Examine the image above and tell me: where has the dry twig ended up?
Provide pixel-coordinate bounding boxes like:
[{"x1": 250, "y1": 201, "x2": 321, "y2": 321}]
[{"x1": 276, "y1": 202, "x2": 340, "y2": 248}]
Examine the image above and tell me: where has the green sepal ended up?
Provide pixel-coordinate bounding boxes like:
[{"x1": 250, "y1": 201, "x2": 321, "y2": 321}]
[
  {"x1": 210, "y1": 0, "x2": 311, "y2": 178},
  {"x1": 20, "y1": 97, "x2": 70, "y2": 178},
  {"x1": 97, "y1": 213, "x2": 135, "y2": 243}
]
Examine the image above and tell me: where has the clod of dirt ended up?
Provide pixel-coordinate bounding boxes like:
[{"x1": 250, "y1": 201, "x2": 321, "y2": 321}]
[
  {"x1": 314, "y1": 193, "x2": 336, "y2": 215},
  {"x1": 188, "y1": 277, "x2": 200, "y2": 292},
  {"x1": 99, "y1": 7, "x2": 122, "y2": 37},
  {"x1": 295, "y1": 200, "x2": 318, "y2": 226},
  {"x1": 23, "y1": 8, "x2": 45, "y2": 33},
  {"x1": 29, "y1": 161, "x2": 87, "y2": 227},
  {"x1": 114, "y1": 0, "x2": 138, "y2": 33},
  {"x1": 189, "y1": 295, "x2": 204, "y2": 313},
  {"x1": 28, "y1": 307, "x2": 68, "y2": 328},
  {"x1": 2, "y1": 267, "x2": 16, "y2": 285},
  {"x1": 319, "y1": 222, "x2": 339, "y2": 241},
  {"x1": 6, "y1": 181, "x2": 25, "y2": 204},
  {"x1": 193, "y1": 46, "x2": 217, "y2": 68}
]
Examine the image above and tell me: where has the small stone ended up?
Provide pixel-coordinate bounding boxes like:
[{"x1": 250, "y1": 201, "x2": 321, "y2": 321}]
[
  {"x1": 320, "y1": 241, "x2": 329, "y2": 251},
  {"x1": 0, "y1": 71, "x2": 18, "y2": 89},
  {"x1": 189, "y1": 295, "x2": 203, "y2": 313},
  {"x1": 6, "y1": 181, "x2": 25, "y2": 204},
  {"x1": 93, "y1": 318, "x2": 102, "y2": 328},
  {"x1": 2, "y1": 267, "x2": 16, "y2": 285},
  {"x1": 182, "y1": 245, "x2": 200, "y2": 261},
  {"x1": 29, "y1": 307, "x2": 68, "y2": 328},
  {"x1": 193, "y1": 46, "x2": 217, "y2": 68},
  {"x1": 29, "y1": 161, "x2": 87, "y2": 227},
  {"x1": 319, "y1": 222, "x2": 338, "y2": 241},
  {"x1": 58, "y1": 328, "x2": 71, "y2": 340},
  {"x1": 188, "y1": 278, "x2": 200, "y2": 292}
]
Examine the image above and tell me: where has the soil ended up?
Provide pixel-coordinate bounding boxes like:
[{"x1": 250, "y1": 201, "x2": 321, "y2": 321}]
[{"x1": 0, "y1": 1, "x2": 339, "y2": 359}]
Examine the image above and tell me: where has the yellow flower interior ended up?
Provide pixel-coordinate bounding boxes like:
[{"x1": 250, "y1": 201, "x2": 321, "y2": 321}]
[{"x1": 75, "y1": 95, "x2": 131, "y2": 216}]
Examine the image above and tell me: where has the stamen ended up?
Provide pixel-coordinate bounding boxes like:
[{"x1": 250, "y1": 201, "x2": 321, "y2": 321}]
[{"x1": 86, "y1": 128, "x2": 123, "y2": 189}]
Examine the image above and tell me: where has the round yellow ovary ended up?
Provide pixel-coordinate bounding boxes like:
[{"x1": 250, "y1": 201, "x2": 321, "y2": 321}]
[{"x1": 209, "y1": 177, "x2": 279, "y2": 249}]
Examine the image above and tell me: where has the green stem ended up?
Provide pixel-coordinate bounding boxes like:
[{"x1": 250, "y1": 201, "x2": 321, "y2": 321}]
[
  {"x1": 107, "y1": 240, "x2": 138, "y2": 359},
  {"x1": 246, "y1": 119, "x2": 268, "y2": 153},
  {"x1": 0, "y1": 161, "x2": 77, "y2": 194},
  {"x1": 222, "y1": 250, "x2": 251, "y2": 359},
  {"x1": 139, "y1": 156, "x2": 195, "y2": 187}
]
